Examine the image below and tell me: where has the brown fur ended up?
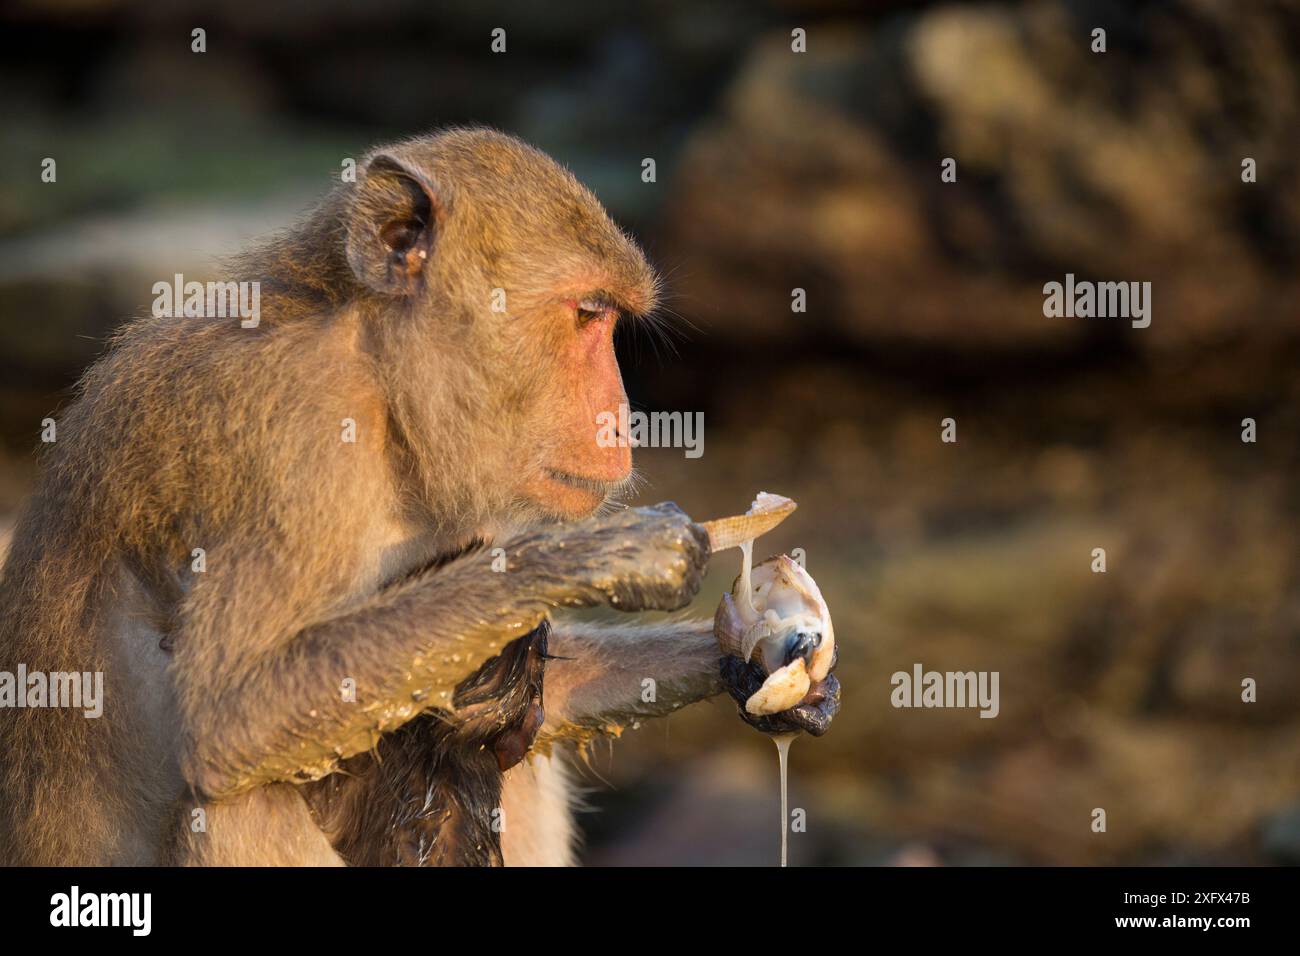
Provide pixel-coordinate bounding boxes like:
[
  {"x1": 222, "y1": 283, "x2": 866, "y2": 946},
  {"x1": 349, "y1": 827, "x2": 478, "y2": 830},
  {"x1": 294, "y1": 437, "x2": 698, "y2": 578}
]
[{"x1": 0, "y1": 128, "x2": 723, "y2": 866}]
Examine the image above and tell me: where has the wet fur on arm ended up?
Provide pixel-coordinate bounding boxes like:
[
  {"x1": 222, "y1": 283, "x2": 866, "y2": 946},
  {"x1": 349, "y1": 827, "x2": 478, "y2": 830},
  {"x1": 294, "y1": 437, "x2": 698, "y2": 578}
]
[{"x1": 178, "y1": 506, "x2": 707, "y2": 803}]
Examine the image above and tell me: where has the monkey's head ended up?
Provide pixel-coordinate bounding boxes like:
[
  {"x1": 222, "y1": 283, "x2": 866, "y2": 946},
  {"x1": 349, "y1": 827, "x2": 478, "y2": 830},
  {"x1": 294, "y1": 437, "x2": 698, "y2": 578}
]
[{"x1": 341, "y1": 128, "x2": 659, "y2": 528}]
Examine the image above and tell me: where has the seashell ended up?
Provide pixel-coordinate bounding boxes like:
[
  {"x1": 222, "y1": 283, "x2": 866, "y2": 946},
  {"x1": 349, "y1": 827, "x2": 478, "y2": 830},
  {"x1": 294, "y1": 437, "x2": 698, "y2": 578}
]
[
  {"x1": 744, "y1": 658, "x2": 810, "y2": 716},
  {"x1": 700, "y1": 492, "x2": 796, "y2": 553},
  {"x1": 707, "y1": 493, "x2": 835, "y2": 715},
  {"x1": 713, "y1": 590, "x2": 748, "y2": 659}
]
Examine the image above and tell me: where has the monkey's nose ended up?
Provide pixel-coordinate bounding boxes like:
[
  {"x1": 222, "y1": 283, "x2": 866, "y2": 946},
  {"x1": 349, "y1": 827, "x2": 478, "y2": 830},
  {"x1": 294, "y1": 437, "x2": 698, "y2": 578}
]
[{"x1": 785, "y1": 632, "x2": 821, "y2": 667}]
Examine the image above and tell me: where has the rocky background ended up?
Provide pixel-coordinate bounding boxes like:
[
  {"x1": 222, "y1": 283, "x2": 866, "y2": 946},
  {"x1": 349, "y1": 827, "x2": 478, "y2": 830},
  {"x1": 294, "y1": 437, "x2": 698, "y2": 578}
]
[{"x1": 1, "y1": 0, "x2": 1298, "y2": 864}]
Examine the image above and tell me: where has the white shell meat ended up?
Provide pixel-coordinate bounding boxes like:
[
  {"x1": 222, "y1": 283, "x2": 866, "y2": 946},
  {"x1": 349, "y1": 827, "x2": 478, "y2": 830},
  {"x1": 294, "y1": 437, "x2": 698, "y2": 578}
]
[{"x1": 709, "y1": 494, "x2": 835, "y2": 715}]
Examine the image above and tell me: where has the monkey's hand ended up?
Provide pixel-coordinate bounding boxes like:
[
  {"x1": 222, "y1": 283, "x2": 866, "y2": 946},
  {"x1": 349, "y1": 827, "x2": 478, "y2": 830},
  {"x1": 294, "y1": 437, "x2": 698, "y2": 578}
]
[
  {"x1": 515, "y1": 501, "x2": 709, "y2": 613},
  {"x1": 588, "y1": 501, "x2": 710, "y2": 612},
  {"x1": 720, "y1": 647, "x2": 841, "y2": 737}
]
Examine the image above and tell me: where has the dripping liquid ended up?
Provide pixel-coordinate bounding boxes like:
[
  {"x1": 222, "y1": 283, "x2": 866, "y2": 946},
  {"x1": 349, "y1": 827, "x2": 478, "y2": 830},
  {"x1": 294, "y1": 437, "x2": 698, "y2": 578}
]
[{"x1": 773, "y1": 732, "x2": 797, "y2": 866}]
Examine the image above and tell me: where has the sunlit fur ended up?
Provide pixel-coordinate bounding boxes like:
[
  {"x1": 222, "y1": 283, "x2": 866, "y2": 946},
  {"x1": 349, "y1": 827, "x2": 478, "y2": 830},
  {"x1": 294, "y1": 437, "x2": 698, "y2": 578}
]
[{"x1": 0, "y1": 129, "x2": 721, "y2": 866}]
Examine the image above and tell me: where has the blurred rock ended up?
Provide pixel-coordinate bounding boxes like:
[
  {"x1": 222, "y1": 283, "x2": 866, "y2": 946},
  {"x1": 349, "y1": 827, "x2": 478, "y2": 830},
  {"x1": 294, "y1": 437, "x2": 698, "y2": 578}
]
[{"x1": 660, "y1": 0, "x2": 1300, "y2": 351}]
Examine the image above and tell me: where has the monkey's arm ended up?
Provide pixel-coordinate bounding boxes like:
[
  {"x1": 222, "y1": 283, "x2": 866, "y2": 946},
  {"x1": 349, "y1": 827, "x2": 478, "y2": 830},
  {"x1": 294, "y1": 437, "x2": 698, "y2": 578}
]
[
  {"x1": 538, "y1": 615, "x2": 843, "y2": 744},
  {"x1": 175, "y1": 505, "x2": 707, "y2": 801},
  {"x1": 536, "y1": 617, "x2": 722, "y2": 745}
]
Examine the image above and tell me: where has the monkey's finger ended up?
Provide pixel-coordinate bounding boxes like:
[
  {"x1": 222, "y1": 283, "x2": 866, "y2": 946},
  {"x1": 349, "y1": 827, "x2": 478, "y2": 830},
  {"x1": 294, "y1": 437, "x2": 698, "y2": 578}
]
[{"x1": 783, "y1": 674, "x2": 840, "y2": 737}]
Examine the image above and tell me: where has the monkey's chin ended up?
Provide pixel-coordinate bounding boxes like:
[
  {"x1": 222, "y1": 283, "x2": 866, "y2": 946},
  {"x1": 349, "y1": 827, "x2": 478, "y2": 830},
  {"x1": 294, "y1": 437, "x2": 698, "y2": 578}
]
[{"x1": 524, "y1": 469, "x2": 615, "y2": 520}]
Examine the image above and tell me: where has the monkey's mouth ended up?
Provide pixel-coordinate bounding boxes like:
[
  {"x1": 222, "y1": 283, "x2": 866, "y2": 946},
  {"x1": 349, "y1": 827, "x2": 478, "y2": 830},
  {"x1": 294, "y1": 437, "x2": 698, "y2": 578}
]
[
  {"x1": 528, "y1": 467, "x2": 627, "y2": 519},
  {"x1": 544, "y1": 468, "x2": 616, "y2": 497}
]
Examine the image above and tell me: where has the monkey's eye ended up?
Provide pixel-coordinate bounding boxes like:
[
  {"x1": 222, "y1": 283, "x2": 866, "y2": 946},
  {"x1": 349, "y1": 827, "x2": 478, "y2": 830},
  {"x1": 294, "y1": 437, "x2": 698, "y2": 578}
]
[{"x1": 575, "y1": 298, "x2": 614, "y2": 325}]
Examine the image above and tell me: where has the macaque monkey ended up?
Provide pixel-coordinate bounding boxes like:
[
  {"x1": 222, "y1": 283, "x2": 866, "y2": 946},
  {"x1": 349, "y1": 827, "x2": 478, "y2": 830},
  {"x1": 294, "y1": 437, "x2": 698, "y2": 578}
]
[{"x1": 0, "y1": 128, "x2": 838, "y2": 866}]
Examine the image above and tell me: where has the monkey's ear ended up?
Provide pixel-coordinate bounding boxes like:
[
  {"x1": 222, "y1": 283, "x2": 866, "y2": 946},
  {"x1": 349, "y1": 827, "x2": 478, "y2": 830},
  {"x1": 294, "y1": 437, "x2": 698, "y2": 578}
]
[{"x1": 345, "y1": 156, "x2": 439, "y2": 296}]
